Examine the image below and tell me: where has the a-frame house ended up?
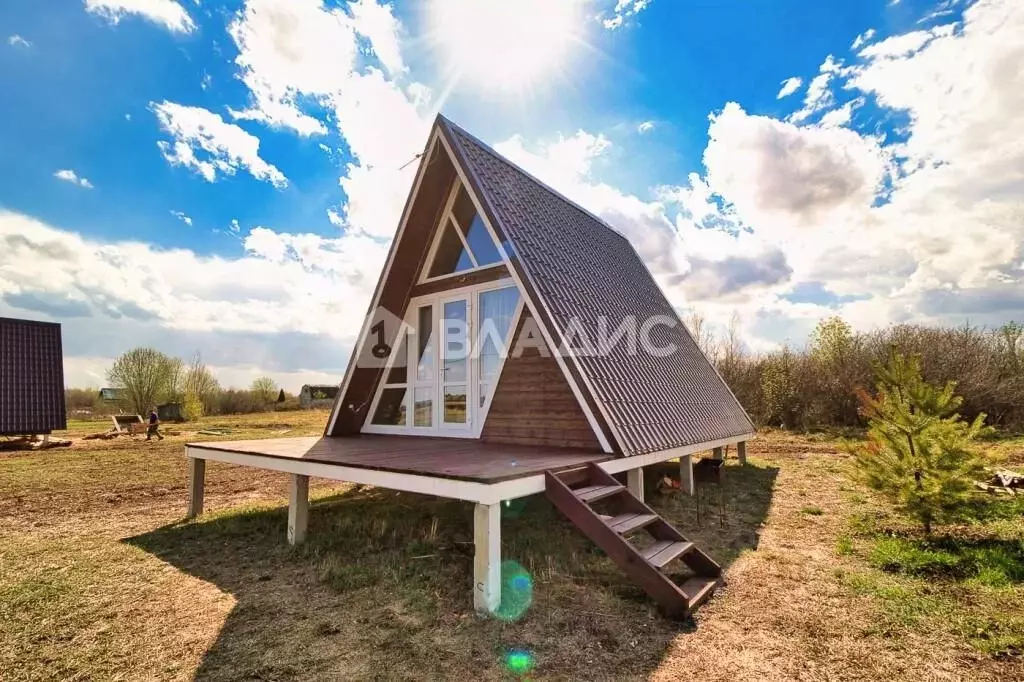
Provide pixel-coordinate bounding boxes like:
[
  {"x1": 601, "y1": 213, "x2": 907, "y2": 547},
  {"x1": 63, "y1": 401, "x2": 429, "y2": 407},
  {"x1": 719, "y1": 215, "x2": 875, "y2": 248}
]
[{"x1": 185, "y1": 115, "x2": 756, "y2": 618}]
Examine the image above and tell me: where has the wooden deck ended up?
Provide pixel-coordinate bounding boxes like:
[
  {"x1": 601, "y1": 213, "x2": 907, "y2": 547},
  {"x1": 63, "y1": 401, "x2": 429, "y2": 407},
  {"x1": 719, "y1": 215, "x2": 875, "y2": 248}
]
[{"x1": 186, "y1": 434, "x2": 611, "y2": 483}]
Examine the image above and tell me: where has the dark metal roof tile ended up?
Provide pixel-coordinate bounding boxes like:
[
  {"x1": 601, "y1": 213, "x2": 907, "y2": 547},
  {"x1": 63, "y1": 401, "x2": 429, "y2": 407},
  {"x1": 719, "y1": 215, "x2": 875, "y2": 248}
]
[{"x1": 443, "y1": 119, "x2": 755, "y2": 456}]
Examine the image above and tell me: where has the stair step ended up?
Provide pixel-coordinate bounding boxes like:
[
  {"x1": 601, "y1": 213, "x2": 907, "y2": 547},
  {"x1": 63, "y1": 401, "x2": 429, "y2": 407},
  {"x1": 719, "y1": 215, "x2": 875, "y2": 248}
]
[
  {"x1": 602, "y1": 513, "x2": 658, "y2": 535},
  {"x1": 679, "y1": 576, "x2": 719, "y2": 610},
  {"x1": 640, "y1": 541, "x2": 694, "y2": 568},
  {"x1": 574, "y1": 484, "x2": 625, "y2": 503},
  {"x1": 545, "y1": 465, "x2": 722, "y2": 619}
]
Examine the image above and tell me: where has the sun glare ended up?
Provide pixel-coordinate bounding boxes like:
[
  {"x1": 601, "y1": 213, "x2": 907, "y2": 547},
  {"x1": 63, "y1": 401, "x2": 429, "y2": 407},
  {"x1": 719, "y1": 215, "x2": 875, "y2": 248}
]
[{"x1": 427, "y1": 0, "x2": 585, "y2": 95}]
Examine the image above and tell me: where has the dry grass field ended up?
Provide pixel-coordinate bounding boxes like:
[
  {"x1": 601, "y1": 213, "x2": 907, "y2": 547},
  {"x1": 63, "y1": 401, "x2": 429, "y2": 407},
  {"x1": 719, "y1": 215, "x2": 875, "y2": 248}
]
[{"x1": 1, "y1": 412, "x2": 1023, "y2": 681}]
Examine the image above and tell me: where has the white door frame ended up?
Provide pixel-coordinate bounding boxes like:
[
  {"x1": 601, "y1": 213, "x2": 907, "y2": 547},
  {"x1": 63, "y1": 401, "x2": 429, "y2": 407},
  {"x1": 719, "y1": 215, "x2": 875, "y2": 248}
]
[
  {"x1": 362, "y1": 278, "x2": 519, "y2": 438},
  {"x1": 438, "y1": 292, "x2": 473, "y2": 435}
]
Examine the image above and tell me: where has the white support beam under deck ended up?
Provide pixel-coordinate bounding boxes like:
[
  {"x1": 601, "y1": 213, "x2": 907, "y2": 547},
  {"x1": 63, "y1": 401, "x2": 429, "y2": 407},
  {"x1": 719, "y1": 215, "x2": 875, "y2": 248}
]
[{"x1": 473, "y1": 502, "x2": 501, "y2": 614}]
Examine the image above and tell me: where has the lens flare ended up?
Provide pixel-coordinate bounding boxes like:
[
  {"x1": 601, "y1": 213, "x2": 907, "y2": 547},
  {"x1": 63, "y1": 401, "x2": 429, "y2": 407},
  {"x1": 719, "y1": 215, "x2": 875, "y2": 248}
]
[
  {"x1": 502, "y1": 497, "x2": 530, "y2": 519},
  {"x1": 504, "y1": 648, "x2": 535, "y2": 676},
  {"x1": 495, "y1": 560, "x2": 533, "y2": 622}
]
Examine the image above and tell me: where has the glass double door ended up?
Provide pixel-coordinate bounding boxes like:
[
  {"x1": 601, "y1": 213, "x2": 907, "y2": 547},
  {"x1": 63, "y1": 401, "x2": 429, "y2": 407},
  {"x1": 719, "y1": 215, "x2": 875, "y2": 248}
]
[
  {"x1": 409, "y1": 294, "x2": 472, "y2": 434},
  {"x1": 407, "y1": 285, "x2": 520, "y2": 436}
]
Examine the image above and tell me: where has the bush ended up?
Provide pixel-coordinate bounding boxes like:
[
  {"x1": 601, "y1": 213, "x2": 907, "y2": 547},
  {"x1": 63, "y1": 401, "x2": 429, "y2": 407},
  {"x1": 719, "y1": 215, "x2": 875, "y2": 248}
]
[{"x1": 711, "y1": 318, "x2": 1024, "y2": 433}]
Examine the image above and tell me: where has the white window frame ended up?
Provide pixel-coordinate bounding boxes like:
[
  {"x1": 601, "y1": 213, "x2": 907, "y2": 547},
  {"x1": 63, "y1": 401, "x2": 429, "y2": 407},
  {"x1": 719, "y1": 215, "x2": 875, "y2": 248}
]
[
  {"x1": 362, "y1": 277, "x2": 523, "y2": 439},
  {"x1": 419, "y1": 178, "x2": 504, "y2": 286}
]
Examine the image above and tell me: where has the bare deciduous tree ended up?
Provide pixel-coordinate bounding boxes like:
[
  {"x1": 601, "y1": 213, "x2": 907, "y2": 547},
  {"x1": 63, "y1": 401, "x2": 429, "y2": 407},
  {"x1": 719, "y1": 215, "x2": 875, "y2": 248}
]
[
  {"x1": 107, "y1": 348, "x2": 181, "y2": 416},
  {"x1": 181, "y1": 352, "x2": 220, "y2": 419},
  {"x1": 250, "y1": 376, "x2": 278, "y2": 406}
]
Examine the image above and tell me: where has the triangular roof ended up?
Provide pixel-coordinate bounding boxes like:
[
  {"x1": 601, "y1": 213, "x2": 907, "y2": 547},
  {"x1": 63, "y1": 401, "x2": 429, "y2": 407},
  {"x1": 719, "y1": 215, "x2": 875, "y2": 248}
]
[{"x1": 327, "y1": 115, "x2": 755, "y2": 456}]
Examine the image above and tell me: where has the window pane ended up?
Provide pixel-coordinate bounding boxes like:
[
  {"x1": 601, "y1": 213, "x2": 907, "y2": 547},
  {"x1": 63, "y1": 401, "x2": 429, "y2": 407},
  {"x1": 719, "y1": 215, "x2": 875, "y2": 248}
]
[
  {"x1": 413, "y1": 387, "x2": 433, "y2": 427},
  {"x1": 371, "y1": 387, "x2": 407, "y2": 426},
  {"x1": 479, "y1": 382, "x2": 488, "y2": 408},
  {"x1": 443, "y1": 385, "x2": 467, "y2": 424},
  {"x1": 417, "y1": 305, "x2": 434, "y2": 382},
  {"x1": 478, "y1": 287, "x2": 520, "y2": 383},
  {"x1": 443, "y1": 300, "x2": 468, "y2": 382},
  {"x1": 465, "y1": 215, "x2": 502, "y2": 265},
  {"x1": 481, "y1": 351, "x2": 501, "y2": 383},
  {"x1": 385, "y1": 333, "x2": 407, "y2": 385},
  {"x1": 452, "y1": 186, "x2": 502, "y2": 266},
  {"x1": 428, "y1": 219, "x2": 474, "y2": 278}
]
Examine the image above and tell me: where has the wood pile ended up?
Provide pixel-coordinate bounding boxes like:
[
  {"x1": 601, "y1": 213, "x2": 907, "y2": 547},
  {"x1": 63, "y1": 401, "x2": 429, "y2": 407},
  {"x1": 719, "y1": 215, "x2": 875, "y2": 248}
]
[{"x1": 975, "y1": 469, "x2": 1024, "y2": 495}]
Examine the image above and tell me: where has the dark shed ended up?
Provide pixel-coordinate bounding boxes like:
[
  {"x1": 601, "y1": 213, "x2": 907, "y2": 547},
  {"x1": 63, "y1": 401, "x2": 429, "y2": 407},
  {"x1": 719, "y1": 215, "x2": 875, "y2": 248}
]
[{"x1": 0, "y1": 317, "x2": 67, "y2": 435}]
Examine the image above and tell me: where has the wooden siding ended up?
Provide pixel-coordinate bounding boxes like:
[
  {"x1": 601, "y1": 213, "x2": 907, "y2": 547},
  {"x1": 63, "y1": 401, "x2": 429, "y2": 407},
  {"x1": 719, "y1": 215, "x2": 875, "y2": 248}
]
[{"x1": 481, "y1": 312, "x2": 602, "y2": 450}]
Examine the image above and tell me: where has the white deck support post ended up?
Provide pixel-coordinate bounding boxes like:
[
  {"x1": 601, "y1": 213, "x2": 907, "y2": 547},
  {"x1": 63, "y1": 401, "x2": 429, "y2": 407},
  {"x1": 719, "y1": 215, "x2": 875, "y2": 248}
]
[
  {"x1": 737, "y1": 441, "x2": 748, "y2": 465},
  {"x1": 288, "y1": 474, "x2": 310, "y2": 546},
  {"x1": 679, "y1": 455, "x2": 695, "y2": 496},
  {"x1": 187, "y1": 457, "x2": 205, "y2": 518},
  {"x1": 712, "y1": 446, "x2": 725, "y2": 461},
  {"x1": 473, "y1": 502, "x2": 501, "y2": 614},
  {"x1": 627, "y1": 467, "x2": 644, "y2": 501}
]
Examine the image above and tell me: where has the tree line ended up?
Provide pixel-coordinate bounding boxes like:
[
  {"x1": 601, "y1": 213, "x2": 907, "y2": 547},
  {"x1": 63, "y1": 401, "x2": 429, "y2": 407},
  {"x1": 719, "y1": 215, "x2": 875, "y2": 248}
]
[
  {"x1": 692, "y1": 315, "x2": 1024, "y2": 433},
  {"x1": 65, "y1": 348, "x2": 302, "y2": 418},
  {"x1": 67, "y1": 317, "x2": 1023, "y2": 430}
]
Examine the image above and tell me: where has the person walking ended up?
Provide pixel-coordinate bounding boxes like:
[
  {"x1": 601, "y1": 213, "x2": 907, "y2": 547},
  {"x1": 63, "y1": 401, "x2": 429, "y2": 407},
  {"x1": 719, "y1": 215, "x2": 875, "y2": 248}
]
[{"x1": 146, "y1": 407, "x2": 164, "y2": 441}]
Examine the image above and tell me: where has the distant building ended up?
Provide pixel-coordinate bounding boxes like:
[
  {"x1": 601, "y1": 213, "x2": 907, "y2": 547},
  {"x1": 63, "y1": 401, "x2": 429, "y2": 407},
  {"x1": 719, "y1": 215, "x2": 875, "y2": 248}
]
[
  {"x1": 157, "y1": 402, "x2": 185, "y2": 422},
  {"x1": 98, "y1": 387, "x2": 127, "y2": 402},
  {"x1": 0, "y1": 317, "x2": 67, "y2": 435},
  {"x1": 299, "y1": 384, "x2": 339, "y2": 409}
]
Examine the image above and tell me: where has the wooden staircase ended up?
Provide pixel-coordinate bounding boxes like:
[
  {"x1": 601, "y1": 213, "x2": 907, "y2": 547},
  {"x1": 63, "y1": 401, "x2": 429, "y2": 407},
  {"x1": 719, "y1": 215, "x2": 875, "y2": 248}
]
[{"x1": 545, "y1": 463, "x2": 722, "y2": 618}]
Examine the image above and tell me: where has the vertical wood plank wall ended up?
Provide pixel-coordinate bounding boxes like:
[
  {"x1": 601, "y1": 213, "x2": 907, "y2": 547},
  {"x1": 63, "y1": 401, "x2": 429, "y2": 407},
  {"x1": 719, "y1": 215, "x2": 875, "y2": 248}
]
[{"x1": 480, "y1": 313, "x2": 602, "y2": 450}]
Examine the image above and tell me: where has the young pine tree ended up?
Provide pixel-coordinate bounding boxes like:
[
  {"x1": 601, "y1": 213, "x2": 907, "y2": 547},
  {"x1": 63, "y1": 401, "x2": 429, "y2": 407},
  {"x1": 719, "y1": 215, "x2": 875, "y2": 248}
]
[{"x1": 848, "y1": 352, "x2": 992, "y2": 534}]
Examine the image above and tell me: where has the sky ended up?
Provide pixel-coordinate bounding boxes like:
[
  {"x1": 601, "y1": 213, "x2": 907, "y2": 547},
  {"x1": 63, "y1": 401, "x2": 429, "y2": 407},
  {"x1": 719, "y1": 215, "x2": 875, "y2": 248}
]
[{"x1": 1, "y1": 0, "x2": 1021, "y2": 391}]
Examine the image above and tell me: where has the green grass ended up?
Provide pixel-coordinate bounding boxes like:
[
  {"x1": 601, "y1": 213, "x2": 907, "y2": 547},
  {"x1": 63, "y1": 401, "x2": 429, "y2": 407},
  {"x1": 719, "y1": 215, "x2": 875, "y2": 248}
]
[
  {"x1": 838, "y1": 484, "x2": 1024, "y2": 657},
  {"x1": 869, "y1": 535, "x2": 1024, "y2": 585}
]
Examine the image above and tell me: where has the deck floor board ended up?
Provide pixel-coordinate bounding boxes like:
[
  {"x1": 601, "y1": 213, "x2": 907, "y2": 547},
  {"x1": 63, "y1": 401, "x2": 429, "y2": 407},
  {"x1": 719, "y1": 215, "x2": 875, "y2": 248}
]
[{"x1": 187, "y1": 434, "x2": 611, "y2": 483}]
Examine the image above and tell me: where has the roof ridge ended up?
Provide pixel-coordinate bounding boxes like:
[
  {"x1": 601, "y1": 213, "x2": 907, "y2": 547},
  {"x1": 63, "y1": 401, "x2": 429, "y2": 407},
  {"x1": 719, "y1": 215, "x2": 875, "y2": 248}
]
[{"x1": 438, "y1": 115, "x2": 633, "y2": 246}]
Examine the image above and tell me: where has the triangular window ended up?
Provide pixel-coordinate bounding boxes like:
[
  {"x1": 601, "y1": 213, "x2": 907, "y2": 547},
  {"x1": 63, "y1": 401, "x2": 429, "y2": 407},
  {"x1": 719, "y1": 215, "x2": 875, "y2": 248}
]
[
  {"x1": 424, "y1": 181, "x2": 503, "y2": 280},
  {"x1": 428, "y1": 219, "x2": 476, "y2": 278}
]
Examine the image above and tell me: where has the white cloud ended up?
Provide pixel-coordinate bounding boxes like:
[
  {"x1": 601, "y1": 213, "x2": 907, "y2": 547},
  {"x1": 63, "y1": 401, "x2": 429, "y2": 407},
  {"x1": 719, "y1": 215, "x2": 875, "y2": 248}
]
[
  {"x1": 170, "y1": 210, "x2": 193, "y2": 226},
  {"x1": 151, "y1": 101, "x2": 288, "y2": 187},
  {"x1": 851, "y1": 28, "x2": 876, "y2": 50},
  {"x1": 662, "y1": 0, "x2": 1024, "y2": 345},
  {"x1": 857, "y1": 25, "x2": 953, "y2": 59},
  {"x1": 0, "y1": 211, "x2": 387, "y2": 343},
  {"x1": 789, "y1": 55, "x2": 844, "y2": 123},
  {"x1": 638, "y1": 120, "x2": 655, "y2": 134},
  {"x1": 84, "y1": 0, "x2": 195, "y2": 34},
  {"x1": 603, "y1": 0, "x2": 654, "y2": 30},
  {"x1": 8, "y1": 34, "x2": 31, "y2": 48},
  {"x1": 818, "y1": 98, "x2": 861, "y2": 128},
  {"x1": 776, "y1": 77, "x2": 802, "y2": 99},
  {"x1": 347, "y1": 0, "x2": 406, "y2": 74},
  {"x1": 227, "y1": 0, "x2": 432, "y2": 238},
  {"x1": 704, "y1": 103, "x2": 888, "y2": 228},
  {"x1": 54, "y1": 169, "x2": 94, "y2": 189}
]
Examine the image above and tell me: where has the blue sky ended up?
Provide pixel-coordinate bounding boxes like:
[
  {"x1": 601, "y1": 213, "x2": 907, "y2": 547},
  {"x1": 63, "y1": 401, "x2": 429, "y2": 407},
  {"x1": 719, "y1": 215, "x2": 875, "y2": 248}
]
[{"x1": 1, "y1": 0, "x2": 1021, "y2": 389}]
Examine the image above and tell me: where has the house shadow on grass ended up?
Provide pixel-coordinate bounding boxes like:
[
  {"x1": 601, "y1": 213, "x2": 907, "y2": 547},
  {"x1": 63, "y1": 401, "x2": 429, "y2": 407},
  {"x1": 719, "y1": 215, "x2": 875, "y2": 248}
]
[{"x1": 126, "y1": 461, "x2": 778, "y2": 680}]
